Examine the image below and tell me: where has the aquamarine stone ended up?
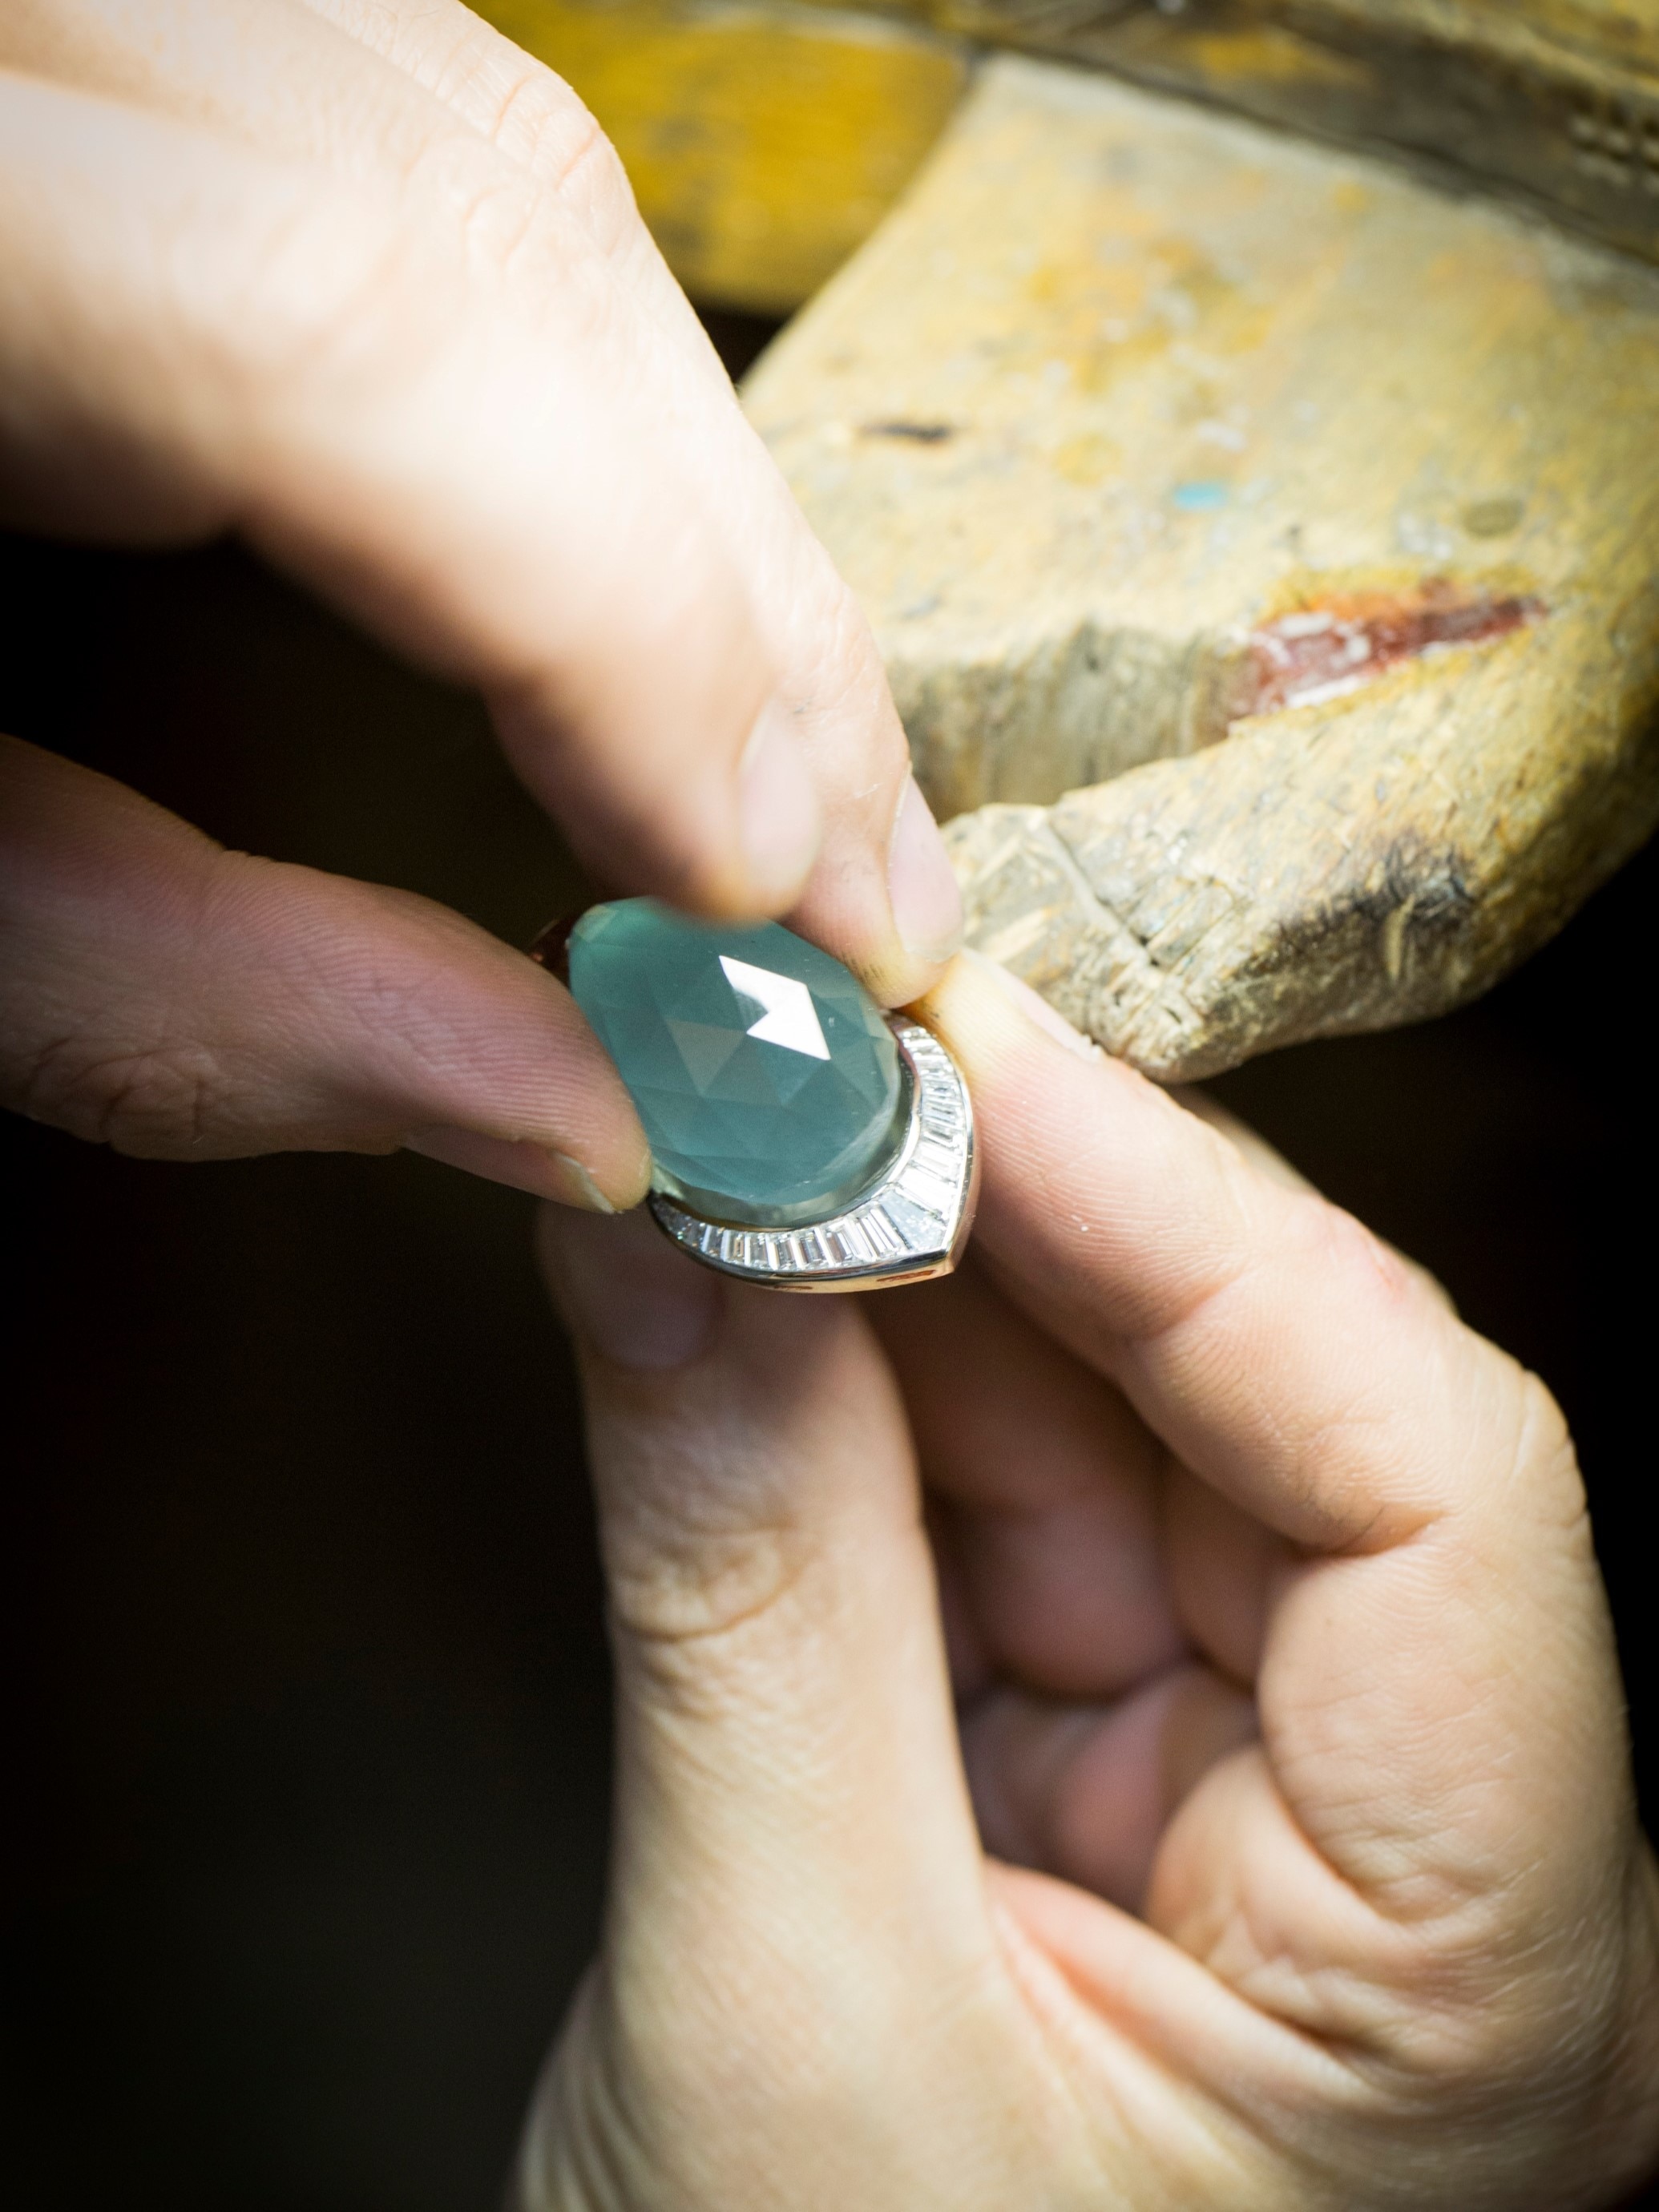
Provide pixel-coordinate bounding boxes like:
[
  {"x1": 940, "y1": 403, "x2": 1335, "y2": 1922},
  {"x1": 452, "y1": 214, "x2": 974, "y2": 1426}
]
[{"x1": 568, "y1": 899, "x2": 906, "y2": 1227}]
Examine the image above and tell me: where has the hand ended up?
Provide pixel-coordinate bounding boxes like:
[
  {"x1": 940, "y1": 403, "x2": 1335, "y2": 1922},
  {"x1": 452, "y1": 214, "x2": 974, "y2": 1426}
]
[
  {"x1": 0, "y1": 0, "x2": 961, "y2": 1205},
  {"x1": 523, "y1": 953, "x2": 1659, "y2": 2209}
]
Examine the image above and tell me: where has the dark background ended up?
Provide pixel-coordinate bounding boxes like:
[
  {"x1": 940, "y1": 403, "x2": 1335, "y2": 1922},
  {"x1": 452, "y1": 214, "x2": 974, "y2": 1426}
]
[{"x1": 6, "y1": 310, "x2": 1658, "y2": 2209}]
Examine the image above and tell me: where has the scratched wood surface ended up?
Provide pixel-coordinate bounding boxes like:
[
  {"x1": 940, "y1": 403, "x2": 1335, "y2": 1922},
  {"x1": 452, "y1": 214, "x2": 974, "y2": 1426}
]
[{"x1": 745, "y1": 58, "x2": 1659, "y2": 1077}]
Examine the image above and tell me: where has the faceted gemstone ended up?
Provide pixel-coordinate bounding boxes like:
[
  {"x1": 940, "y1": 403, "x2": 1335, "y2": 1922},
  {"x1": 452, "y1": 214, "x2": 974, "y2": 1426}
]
[{"x1": 568, "y1": 899, "x2": 906, "y2": 1227}]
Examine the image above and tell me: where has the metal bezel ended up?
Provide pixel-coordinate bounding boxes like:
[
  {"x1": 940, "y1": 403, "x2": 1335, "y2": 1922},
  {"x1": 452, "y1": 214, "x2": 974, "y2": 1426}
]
[{"x1": 646, "y1": 1016, "x2": 977, "y2": 1292}]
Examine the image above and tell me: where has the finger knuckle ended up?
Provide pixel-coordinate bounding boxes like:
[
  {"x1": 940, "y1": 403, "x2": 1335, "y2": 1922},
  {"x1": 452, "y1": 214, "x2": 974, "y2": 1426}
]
[
  {"x1": 497, "y1": 73, "x2": 640, "y2": 247},
  {"x1": 551, "y1": 112, "x2": 640, "y2": 248},
  {"x1": 439, "y1": 19, "x2": 640, "y2": 244},
  {"x1": 607, "y1": 1514, "x2": 815, "y2": 1682},
  {"x1": 15, "y1": 1027, "x2": 230, "y2": 1156}
]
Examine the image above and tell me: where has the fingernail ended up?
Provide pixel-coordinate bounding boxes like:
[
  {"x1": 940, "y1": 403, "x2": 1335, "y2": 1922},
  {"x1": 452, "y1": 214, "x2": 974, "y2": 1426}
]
[
  {"x1": 961, "y1": 948, "x2": 1100, "y2": 1060},
  {"x1": 889, "y1": 776, "x2": 963, "y2": 963},
  {"x1": 738, "y1": 697, "x2": 821, "y2": 909},
  {"x1": 539, "y1": 1205, "x2": 721, "y2": 1370},
  {"x1": 406, "y1": 1126, "x2": 621, "y2": 1209}
]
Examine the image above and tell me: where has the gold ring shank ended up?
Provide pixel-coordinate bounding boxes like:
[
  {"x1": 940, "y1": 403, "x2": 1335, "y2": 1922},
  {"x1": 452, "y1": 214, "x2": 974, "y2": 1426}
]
[{"x1": 646, "y1": 1017, "x2": 977, "y2": 1292}]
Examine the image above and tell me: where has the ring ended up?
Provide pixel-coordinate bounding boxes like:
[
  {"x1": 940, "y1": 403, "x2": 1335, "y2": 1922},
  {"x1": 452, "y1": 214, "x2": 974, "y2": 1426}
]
[{"x1": 532, "y1": 902, "x2": 978, "y2": 1292}]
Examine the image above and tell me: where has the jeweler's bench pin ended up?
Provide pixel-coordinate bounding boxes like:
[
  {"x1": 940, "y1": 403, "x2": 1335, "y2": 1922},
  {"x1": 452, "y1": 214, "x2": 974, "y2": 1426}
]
[{"x1": 531, "y1": 900, "x2": 977, "y2": 1291}]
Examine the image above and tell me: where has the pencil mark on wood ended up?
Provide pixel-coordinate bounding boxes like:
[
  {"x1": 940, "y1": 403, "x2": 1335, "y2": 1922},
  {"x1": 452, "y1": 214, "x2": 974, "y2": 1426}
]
[{"x1": 859, "y1": 419, "x2": 959, "y2": 442}]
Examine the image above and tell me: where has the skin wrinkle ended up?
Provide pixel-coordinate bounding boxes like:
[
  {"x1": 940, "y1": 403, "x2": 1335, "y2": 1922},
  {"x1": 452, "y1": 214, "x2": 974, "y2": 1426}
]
[
  {"x1": 490, "y1": 63, "x2": 589, "y2": 176},
  {"x1": 1257, "y1": 1704, "x2": 1479, "y2": 1875},
  {"x1": 1259, "y1": 1658, "x2": 1512, "y2": 1887},
  {"x1": 604, "y1": 1520, "x2": 823, "y2": 1669},
  {"x1": 1169, "y1": 1750, "x2": 1404, "y2": 1946},
  {"x1": 1342, "y1": 1943, "x2": 1634, "y2": 2139},
  {"x1": 1253, "y1": 1806, "x2": 1596, "y2": 2063},
  {"x1": 50, "y1": 0, "x2": 489, "y2": 204},
  {"x1": 1197, "y1": 1723, "x2": 1510, "y2": 1933},
  {"x1": 302, "y1": 0, "x2": 656, "y2": 279},
  {"x1": 493, "y1": 72, "x2": 620, "y2": 215},
  {"x1": 1268, "y1": 1798, "x2": 1516, "y2": 1952},
  {"x1": 550, "y1": 1987, "x2": 652, "y2": 2212},
  {"x1": 619, "y1": 1507, "x2": 929, "y2": 1710},
  {"x1": 585, "y1": 1356, "x2": 911, "y2": 1661},
  {"x1": 994, "y1": 1870, "x2": 1361, "y2": 2188},
  {"x1": 972, "y1": 1904, "x2": 1162, "y2": 2204},
  {"x1": 10, "y1": 801, "x2": 235, "y2": 1141},
  {"x1": 304, "y1": 0, "x2": 527, "y2": 138},
  {"x1": 602, "y1": 1867, "x2": 982, "y2": 2183},
  {"x1": 1185, "y1": 1898, "x2": 1404, "y2": 2089},
  {"x1": 414, "y1": 139, "x2": 543, "y2": 282},
  {"x1": 1120, "y1": 1205, "x2": 1461, "y2": 1552},
  {"x1": 1172, "y1": 1908, "x2": 1432, "y2": 2084},
  {"x1": 18, "y1": 1031, "x2": 220, "y2": 1148}
]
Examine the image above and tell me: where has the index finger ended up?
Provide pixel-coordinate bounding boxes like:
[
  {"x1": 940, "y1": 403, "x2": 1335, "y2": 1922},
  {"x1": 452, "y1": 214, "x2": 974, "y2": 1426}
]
[
  {"x1": 0, "y1": 9, "x2": 962, "y2": 995},
  {"x1": 922, "y1": 956, "x2": 1534, "y2": 1554}
]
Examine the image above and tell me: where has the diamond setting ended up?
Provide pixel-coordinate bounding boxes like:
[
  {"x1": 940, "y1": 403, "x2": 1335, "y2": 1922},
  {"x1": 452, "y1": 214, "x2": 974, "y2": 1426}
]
[{"x1": 649, "y1": 1019, "x2": 977, "y2": 1292}]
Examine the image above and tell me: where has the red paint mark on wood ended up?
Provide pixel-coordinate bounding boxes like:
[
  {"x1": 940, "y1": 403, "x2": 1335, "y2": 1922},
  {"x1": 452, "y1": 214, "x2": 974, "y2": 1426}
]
[{"x1": 1235, "y1": 579, "x2": 1544, "y2": 722}]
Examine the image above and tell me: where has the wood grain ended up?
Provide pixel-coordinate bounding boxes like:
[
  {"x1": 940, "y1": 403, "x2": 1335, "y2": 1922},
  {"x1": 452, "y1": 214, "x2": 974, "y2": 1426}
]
[
  {"x1": 826, "y1": 0, "x2": 1659, "y2": 266},
  {"x1": 745, "y1": 58, "x2": 1659, "y2": 1076}
]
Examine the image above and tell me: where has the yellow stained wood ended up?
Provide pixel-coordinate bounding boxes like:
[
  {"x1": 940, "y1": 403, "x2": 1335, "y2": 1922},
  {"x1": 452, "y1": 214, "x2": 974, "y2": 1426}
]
[{"x1": 475, "y1": 0, "x2": 970, "y2": 311}]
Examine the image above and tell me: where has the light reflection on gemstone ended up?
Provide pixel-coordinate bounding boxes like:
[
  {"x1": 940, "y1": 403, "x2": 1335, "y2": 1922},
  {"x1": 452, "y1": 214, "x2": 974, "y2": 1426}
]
[{"x1": 568, "y1": 900, "x2": 907, "y2": 1228}]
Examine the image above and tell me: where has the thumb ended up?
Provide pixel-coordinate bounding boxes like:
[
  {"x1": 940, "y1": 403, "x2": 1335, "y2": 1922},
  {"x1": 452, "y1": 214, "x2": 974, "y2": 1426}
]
[
  {"x1": 536, "y1": 1208, "x2": 991, "y2": 2057},
  {"x1": 0, "y1": 733, "x2": 648, "y2": 1207}
]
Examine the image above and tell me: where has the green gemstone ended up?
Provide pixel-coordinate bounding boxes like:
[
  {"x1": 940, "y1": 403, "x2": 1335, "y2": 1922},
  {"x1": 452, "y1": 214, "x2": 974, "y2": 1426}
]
[{"x1": 568, "y1": 899, "x2": 906, "y2": 1227}]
